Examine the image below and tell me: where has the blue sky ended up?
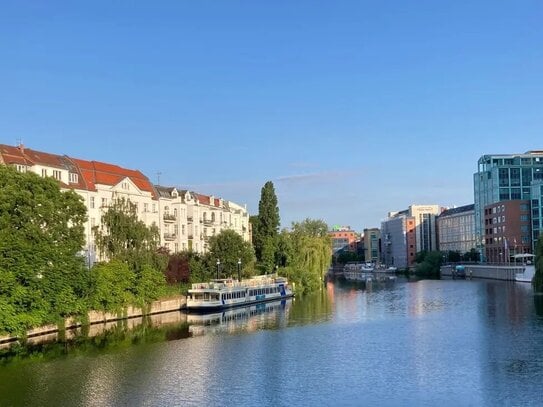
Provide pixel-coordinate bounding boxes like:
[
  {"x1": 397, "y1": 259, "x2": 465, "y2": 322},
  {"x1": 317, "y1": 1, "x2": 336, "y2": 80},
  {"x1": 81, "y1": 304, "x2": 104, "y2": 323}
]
[{"x1": 1, "y1": 1, "x2": 542, "y2": 230}]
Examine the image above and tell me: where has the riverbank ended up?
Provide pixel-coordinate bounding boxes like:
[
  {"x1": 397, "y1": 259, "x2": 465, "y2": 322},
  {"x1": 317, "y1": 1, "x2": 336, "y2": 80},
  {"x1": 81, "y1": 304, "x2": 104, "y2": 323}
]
[{"x1": 0, "y1": 296, "x2": 186, "y2": 348}]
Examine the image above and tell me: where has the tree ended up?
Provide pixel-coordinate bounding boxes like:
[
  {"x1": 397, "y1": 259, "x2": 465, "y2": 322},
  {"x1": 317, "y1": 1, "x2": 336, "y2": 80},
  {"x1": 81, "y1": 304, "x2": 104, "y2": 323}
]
[
  {"x1": 93, "y1": 197, "x2": 166, "y2": 273},
  {"x1": 447, "y1": 251, "x2": 461, "y2": 263},
  {"x1": 0, "y1": 166, "x2": 88, "y2": 335},
  {"x1": 415, "y1": 251, "x2": 443, "y2": 277},
  {"x1": 207, "y1": 230, "x2": 256, "y2": 279},
  {"x1": 532, "y1": 237, "x2": 543, "y2": 292},
  {"x1": 253, "y1": 181, "x2": 280, "y2": 269},
  {"x1": 278, "y1": 219, "x2": 332, "y2": 293}
]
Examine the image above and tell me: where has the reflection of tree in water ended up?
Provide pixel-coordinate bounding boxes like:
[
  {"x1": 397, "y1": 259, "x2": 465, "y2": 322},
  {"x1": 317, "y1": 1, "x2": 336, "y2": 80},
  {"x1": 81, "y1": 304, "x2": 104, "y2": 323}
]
[
  {"x1": 534, "y1": 294, "x2": 543, "y2": 317},
  {"x1": 288, "y1": 289, "x2": 333, "y2": 326},
  {"x1": 0, "y1": 315, "x2": 190, "y2": 364}
]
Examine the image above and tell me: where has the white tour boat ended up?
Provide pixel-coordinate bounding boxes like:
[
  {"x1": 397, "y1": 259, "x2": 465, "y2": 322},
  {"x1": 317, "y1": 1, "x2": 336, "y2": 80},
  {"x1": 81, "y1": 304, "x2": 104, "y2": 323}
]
[{"x1": 187, "y1": 274, "x2": 294, "y2": 311}]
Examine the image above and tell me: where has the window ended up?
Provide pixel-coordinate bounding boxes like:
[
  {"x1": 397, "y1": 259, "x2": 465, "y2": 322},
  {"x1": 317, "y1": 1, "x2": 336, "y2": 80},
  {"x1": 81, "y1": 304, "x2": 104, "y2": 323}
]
[
  {"x1": 520, "y1": 203, "x2": 529, "y2": 211},
  {"x1": 69, "y1": 173, "x2": 78, "y2": 183},
  {"x1": 144, "y1": 203, "x2": 148, "y2": 212},
  {"x1": 122, "y1": 182, "x2": 129, "y2": 190},
  {"x1": 52, "y1": 170, "x2": 62, "y2": 181},
  {"x1": 41, "y1": 169, "x2": 47, "y2": 177},
  {"x1": 90, "y1": 196, "x2": 95, "y2": 209},
  {"x1": 101, "y1": 198, "x2": 107, "y2": 207},
  {"x1": 182, "y1": 225, "x2": 185, "y2": 235},
  {"x1": 16, "y1": 165, "x2": 27, "y2": 173},
  {"x1": 520, "y1": 215, "x2": 529, "y2": 221},
  {"x1": 521, "y1": 225, "x2": 529, "y2": 233},
  {"x1": 152, "y1": 204, "x2": 156, "y2": 213}
]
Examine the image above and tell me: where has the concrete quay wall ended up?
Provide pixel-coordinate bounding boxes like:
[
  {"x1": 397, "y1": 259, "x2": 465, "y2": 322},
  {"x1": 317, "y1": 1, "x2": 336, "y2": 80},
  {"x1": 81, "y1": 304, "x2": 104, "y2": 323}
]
[
  {"x1": 0, "y1": 296, "x2": 186, "y2": 346},
  {"x1": 441, "y1": 265, "x2": 524, "y2": 281}
]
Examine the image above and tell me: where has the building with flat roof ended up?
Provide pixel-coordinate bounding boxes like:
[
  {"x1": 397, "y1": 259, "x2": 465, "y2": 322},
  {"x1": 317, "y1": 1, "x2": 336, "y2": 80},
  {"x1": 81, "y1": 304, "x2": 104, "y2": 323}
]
[
  {"x1": 363, "y1": 228, "x2": 381, "y2": 263},
  {"x1": 381, "y1": 211, "x2": 416, "y2": 268},
  {"x1": 474, "y1": 151, "x2": 543, "y2": 260},
  {"x1": 329, "y1": 227, "x2": 358, "y2": 254},
  {"x1": 484, "y1": 200, "x2": 531, "y2": 263},
  {"x1": 437, "y1": 204, "x2": 476, "y2": 254}
]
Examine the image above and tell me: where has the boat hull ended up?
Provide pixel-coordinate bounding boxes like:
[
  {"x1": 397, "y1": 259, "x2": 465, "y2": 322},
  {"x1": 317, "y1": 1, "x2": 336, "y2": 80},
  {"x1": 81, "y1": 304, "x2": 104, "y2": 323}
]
[{"x1": 187, "y1": 292, "x2": 294, "y2": 312}]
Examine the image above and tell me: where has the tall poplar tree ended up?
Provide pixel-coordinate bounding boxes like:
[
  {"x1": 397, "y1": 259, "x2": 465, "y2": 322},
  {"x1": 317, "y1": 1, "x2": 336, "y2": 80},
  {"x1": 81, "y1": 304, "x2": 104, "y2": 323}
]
[{"x1": 253, "y1": 181, "x2": 280, "y2": 272}]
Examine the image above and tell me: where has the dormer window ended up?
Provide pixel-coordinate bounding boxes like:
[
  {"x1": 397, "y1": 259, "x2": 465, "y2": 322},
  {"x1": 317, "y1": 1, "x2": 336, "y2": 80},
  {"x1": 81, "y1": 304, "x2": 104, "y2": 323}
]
[
  {"x1": 69, "y1": 173, "x2": 78, "y2": 183},
  {"x1": 53, "y1": 170, "x2": 62, "y2": 181}
]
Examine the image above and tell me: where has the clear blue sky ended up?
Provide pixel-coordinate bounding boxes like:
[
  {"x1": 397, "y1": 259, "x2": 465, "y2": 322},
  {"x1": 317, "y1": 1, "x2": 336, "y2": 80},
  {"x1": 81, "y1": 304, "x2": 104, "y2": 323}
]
[{"x1": 1, "y1": 1, "x2": 542, "y2": 230}]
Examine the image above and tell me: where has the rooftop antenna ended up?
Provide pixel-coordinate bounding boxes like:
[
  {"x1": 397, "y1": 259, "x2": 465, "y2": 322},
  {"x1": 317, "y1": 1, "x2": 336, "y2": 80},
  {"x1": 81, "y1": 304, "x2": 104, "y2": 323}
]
[
  {"x1": 16, "y1": 137, "x2": 23, "y2": 146},
  {"x1": 157, "y1": 171, "x2": 162, "y2": 186}
]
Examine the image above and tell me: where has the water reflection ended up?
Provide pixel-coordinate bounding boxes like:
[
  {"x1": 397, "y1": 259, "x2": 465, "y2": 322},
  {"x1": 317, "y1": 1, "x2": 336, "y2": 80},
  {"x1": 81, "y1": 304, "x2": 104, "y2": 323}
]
[{"x1": 2, "y1": 279, "x2": 543, "y2": 406}]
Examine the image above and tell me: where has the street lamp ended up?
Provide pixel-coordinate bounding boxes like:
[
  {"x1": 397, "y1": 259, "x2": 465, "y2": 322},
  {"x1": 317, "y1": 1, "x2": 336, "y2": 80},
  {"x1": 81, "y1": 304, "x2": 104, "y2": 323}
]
[
  {"x1": 237, "y1": 258, "x2": 241, "y2": 281},
  {"x1": 216, "y1": 259, "x2": 220, "y2": 280}
]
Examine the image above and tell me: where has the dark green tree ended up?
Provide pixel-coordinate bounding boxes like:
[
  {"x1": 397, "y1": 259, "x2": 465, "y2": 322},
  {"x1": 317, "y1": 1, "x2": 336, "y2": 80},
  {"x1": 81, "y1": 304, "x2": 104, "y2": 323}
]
[
  {"x1": 415, "y1": 251, "x2": 443, "y2": 277},
  {"x1": 207, "y1": 230, "x2": 256, "y2": 279},
  {"x1": 0, "y1": 166, "x2": 88, "y2": 335},
  {"x1": 532, "y1": 237, "x2": 543, "y2": 292},
  {"x1": 253, "y1": 181, "x2": 280, "y2": 272},
  {"x1": 93, "y1": 197, "x2": 166, "y2": 273}
]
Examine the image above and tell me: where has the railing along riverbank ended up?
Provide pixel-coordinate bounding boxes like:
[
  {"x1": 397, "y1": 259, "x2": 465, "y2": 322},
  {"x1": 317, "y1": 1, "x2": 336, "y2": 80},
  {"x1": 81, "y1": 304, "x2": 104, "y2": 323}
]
[
  {"x1": 441, "y1": 264, "x2": 531, "y2": 281},
  {"x1": 0, "y1": 296, "x2": 187, "y2": 348}
]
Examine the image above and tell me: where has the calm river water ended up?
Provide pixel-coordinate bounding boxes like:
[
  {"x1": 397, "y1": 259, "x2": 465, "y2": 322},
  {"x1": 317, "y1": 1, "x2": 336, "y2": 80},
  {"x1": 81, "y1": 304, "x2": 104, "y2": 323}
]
[{"x1": 2, "y1": 278, "x2": 543, "y2": 406}]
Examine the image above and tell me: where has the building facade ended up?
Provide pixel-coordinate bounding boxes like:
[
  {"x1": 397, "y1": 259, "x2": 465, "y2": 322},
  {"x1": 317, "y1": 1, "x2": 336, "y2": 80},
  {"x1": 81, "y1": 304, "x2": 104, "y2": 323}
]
[
  {"x1": 381, "y1": 212, "x2": 416, "y2": 268},
  {"x1": 437, "y1": 204, "x2": 476, "y2": 254},
  {"x1": 474, "y1": 151, "x2": 543, "y2": 260},
  {"x1": 531, "y1": 180, "x2": 543, "y2": 251},
  {"x1": 329, "y1": 226, "x2": 358, "y2": 254},
  {"x1": 0, "y1": 144, "x2": 251, "y2": 260},
  {"x1": 408, "y1": 205, "x2": 441, "y2": 253},
  {"x1": 484, "y1": 200, "x2": 531, "y2": 263},
  {"x1": 363, "y1": 228, "x2": 381, "y2": 263}
]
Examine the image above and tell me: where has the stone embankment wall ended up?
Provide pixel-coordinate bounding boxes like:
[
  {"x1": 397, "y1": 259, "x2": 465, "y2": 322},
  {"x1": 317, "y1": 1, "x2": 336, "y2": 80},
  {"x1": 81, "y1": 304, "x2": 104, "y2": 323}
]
[
  {"x1": 441, "y1": 265, "x2": 523, "y2": 281},
  {"x1": 0, "y1": 296, "x2": 186, "y2": 346}
]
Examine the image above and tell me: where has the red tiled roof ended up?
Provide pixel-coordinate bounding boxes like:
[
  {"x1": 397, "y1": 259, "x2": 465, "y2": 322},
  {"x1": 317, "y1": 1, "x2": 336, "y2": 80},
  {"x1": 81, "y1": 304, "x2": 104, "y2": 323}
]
[
  {"x1": 0, "y1": 144, "x2": 33, "y2": 165},
  {"x1": 71, "y1": 158, "x2": 157, "y2": 198},
  {"x1": 195, "y1": 193, "x2": 211, "y2": 205}
]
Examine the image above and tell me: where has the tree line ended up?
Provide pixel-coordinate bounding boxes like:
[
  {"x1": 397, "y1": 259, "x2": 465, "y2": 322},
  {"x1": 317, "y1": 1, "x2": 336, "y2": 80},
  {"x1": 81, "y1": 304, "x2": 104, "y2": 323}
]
[{"x1": 0, "y1": 167, "x2": 330, "y2": 336}]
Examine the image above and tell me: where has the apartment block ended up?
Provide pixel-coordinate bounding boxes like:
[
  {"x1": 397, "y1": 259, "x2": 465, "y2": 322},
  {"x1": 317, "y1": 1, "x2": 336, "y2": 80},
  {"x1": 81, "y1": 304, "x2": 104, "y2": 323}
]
[{"x1": 437, "y1": 204, "x2": 476, "y2": 254}]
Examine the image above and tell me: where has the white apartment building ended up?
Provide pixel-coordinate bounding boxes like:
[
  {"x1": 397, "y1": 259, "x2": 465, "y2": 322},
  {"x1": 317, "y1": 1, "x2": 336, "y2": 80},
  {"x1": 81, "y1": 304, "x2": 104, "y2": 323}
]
[
  {"x1": 1, "y1": 144, "x2": 251, "y2": 261},
  {"x1": 157, "y1": 187, "x2": 251, "y2": 254}
]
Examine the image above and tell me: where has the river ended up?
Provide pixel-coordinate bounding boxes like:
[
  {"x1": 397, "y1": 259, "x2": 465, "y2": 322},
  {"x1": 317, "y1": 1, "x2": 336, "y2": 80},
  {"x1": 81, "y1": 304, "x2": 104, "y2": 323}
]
[{"x1": 1, "y1": 277, "x2": 543, "y2": 406}]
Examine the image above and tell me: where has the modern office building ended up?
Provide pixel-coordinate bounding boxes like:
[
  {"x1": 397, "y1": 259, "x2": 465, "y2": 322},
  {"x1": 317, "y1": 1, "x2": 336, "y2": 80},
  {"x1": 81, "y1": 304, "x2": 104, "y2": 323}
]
[
  {"x1": 484, "y1": 200, "x2": 531, "y2": 263},
  {"x1": 408, "y1": 205, "x2": 442, "y2": 253},
  {"x1": 381, "y1": 211, "x2": 416, "y2": 268},
  {"x1": 474, "y1": 151, "x2": 543, "y2": 260},
  {"x1": 329, "y1": 226, "x2": 358, "y2": 254},
  {"x1": 531, "y1": 180, "x2": 543, "y2": 250},
  {"x1": 437, "y1": 204, "x2": 476, "y2": 254},
  {"x1": 363, "y1": 228, "x2": 381, "y2": 263}
]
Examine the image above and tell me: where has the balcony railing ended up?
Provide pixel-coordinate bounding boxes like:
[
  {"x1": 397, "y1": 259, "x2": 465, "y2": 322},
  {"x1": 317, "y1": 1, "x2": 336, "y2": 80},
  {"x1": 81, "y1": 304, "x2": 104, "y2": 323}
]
[
  {"x1": 164, "y1": 233, "x2": 177, "y2": 241},
  {"x1": 203, "y1": 219, "x2": 214, "y2": 226},
  {"x1": 163, "y1": 213, "x2": 176, "y2": 222}
]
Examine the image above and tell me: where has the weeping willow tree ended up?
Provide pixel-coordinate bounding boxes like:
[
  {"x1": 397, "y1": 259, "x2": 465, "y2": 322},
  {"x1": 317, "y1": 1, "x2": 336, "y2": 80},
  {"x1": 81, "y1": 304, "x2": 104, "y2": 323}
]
[
  {"x1": 533, "y1": 237, "x2": 543, "y2": 292},
  {"x1": 278, "y1": 219, "x2": 332, "y2": 294}
]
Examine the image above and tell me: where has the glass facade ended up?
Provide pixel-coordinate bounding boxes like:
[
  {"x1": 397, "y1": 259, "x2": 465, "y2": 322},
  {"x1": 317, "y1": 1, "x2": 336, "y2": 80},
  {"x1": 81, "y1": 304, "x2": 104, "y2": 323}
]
[
  {"x1": 474, "y1": 152, "x2": 543, "y2": 260},
  {"x1": 437, "y1": 205, "x2": 475, "y2": 253},
  {"x1": 531, "y1": 181, "x2": 543, "y2": 251}
]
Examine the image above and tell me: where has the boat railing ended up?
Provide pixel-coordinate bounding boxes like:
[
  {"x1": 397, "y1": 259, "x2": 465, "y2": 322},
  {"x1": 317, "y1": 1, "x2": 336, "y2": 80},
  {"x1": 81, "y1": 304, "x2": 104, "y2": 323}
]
[{"x1": 191, "y1": 276, "x2": 288, "y2": 291}]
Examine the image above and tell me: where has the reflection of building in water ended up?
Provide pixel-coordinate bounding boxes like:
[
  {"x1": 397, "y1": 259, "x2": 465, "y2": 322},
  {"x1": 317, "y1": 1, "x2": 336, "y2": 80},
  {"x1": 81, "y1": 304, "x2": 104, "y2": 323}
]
[{"x1": 187, "y1": 299, "x2": 291, "y2": 336}]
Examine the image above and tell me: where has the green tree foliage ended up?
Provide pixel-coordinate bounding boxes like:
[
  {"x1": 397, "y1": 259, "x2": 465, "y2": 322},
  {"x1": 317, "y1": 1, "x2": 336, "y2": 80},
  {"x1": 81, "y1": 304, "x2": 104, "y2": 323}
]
[
  {"x1": 336, "y1": 251, "x2": 363, "y2": 265},
  {"x1": 415, "y1": 251, "x2": 443, "y2": 277},
  {"x1": 93, "y1": 197, "x2": 166, "y2": 272},
  {"x1": 462, "y1": 248, "x2": 480, "y2": 262},
  {"x1": 532, "y1": 237, "x2": 543, "y2": 292},
  {"x1": 0, "y1": 166, "x2": 88, "y2": 335},
  {"x1": 207, "y1": 230, "x2": 255, "y2": 279},
  {"x1": 90, "y1": 260, "x2": 135, "y2": 312},
  {"x1": 252, "y1": 181, "x2": 280, "y2": 269},
  {"x1": 446, "y1": 250, "x2": 461, "y2": 263},
  {"x1": 279, "y1": 219, "x2": 332, "y2": 294}
]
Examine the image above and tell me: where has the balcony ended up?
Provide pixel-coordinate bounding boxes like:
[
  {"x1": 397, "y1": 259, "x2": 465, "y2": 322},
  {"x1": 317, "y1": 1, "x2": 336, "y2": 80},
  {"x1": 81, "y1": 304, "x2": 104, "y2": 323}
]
[
  {"x1": 164, "y1": 233, "x2": 177, "y2": 241},
  {"x1": 188, "y1": 234, "x2": 194, "y2": 239},
  {"x1": 163, "y1": 213, "x2": 176, "y2": 222},
  {"x1": 187, "y1": 216, "x2": 193, "y2": 223},
  {"x1": 203, "y1": 218, "x2": 214, "y2": 226}
]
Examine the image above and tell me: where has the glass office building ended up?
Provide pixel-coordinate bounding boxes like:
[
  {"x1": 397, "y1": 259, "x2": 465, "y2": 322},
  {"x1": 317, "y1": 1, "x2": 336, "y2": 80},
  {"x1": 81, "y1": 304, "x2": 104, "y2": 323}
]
[
  {"x1": 531, "y1": 180, "x2": 543, "y2": 250},
  {"x1": 474, "y1": 151, "x2": 543, "y2": 259}
]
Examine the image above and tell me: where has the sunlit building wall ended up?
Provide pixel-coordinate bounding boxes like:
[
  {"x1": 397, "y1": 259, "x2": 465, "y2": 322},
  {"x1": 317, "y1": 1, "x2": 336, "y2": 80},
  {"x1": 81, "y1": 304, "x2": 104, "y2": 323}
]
[{"x1": 437, "y1": 204, "x2": 476, "y2": 254}]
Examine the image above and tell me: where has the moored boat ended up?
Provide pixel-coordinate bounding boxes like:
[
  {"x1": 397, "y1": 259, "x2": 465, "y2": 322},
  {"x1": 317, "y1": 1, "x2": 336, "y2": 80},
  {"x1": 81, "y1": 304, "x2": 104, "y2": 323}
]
[{"x1": 187, "y1": 274, "x2": 293, "y2": 311}]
